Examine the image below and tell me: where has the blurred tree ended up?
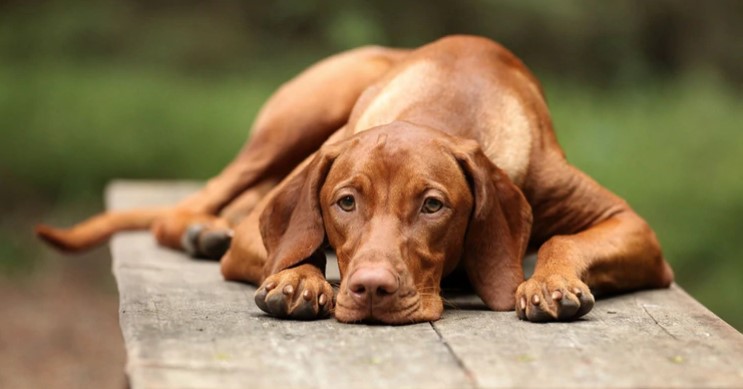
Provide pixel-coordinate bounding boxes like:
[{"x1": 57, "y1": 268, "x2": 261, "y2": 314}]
[
  {"x1": 2, "y1": 0, "x2": 740, "y2": 87},
  {"x1": 1, "y1": 0, "x2": 741, "y2": 328}
]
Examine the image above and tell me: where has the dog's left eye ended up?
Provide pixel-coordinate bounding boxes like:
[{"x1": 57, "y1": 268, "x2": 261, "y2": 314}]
[
  {"x1": 421, "y1": 197, "x2": 444, "y2": 214},
  {"x1": 337, "y1": 195, "x2": 356, "y2": 212}
]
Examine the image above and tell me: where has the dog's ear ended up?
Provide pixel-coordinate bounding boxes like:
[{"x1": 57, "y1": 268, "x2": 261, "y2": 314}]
[
  {"x1": 453, "y1": 141, "x2": 532, "y2": 311},
  {"x1": 259, "y1": 145, "x2": 341, "y2": 277}
]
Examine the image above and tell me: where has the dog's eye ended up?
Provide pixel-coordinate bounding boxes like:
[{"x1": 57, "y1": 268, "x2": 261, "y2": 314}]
[
  {"x1": 337, "y1": 195, "x2": 356, "y2": 212},
  {"x1": 421, "y1": 197, "x2": 444, "y2": 214}
]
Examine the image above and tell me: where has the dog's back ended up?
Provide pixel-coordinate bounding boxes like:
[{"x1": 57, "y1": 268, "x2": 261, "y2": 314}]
[{"x1": 347, "y1": 35, "x2": 548, "y2": 187}]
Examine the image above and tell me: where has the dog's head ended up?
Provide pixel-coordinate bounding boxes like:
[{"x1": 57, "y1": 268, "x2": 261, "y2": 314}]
[{"x1": 260, "y1": 121, "x2": 531, "y2": 324}]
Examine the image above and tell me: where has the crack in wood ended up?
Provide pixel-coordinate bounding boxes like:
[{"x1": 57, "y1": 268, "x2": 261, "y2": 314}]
[
  {"x1": 431, "y1": 321, "x2": 479, "y2": 389},
  {"x1": 641, "y1": 303, "x2": 679, "y2": 341}
]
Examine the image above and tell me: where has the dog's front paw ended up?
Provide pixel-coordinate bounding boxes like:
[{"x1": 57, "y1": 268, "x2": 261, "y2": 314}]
[
  {"x1": 515, "y1": 274, "x2": 594, "y2": 322},
  {"x1": 254, "y1": 264, "x2": 334, "y2": 320}
]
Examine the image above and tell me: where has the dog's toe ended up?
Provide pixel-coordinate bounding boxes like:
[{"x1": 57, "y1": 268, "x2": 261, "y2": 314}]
[
  {"x1": 265, "y1": 288, "x2": 291, "y2": 316},
  {"x1": 573, "y1": 287, "x2": 595, "y2": 318},
  {"x1": 290, "y1": 300, "x2": 318, "y2": 320},
  {"x1": 526, "y1": 303, "x2": 554, "y2": 322},
  {"x1": 553, "y1": 292, "x2": 580, "y2": 320}
]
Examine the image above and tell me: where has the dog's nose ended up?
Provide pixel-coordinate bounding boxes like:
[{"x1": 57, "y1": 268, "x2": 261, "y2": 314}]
[{"x1": 347, "y1": 266, "x2": 399, "y2": 304}]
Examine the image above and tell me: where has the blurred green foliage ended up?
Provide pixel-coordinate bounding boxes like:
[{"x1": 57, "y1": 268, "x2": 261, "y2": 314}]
[{"x1": 1, "y1": 1, "x2": 741, "y2": 329}]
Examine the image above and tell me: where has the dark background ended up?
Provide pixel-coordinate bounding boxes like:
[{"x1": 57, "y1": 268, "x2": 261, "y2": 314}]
[{"x1": 1, "y1": 1, "x2": 741, "y2": 387}]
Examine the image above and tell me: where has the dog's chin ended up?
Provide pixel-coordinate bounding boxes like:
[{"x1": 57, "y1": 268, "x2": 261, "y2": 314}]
[{"x1": 334, "y1": 295, "x2": 443, "y2": 325}]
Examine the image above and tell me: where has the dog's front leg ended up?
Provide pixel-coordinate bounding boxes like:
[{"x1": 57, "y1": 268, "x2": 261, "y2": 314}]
[
  {"x1": 517, "y1": 209, "x2": 674, "y2": 322},
  {"x1": 516, "y1": 163, "x2": 674, "y2": 322}
]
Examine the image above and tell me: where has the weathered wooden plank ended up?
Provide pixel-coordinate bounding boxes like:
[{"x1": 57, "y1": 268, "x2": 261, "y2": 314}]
[
  {"x1": 106, "y1": 180, "x2": 471, "y2": 389},
  {"x1": 436, "y1": 286, "x2": 743, "y2": 388},
  {"x1": 107, "y1": 180, "x2": 743, "y2": 389}
]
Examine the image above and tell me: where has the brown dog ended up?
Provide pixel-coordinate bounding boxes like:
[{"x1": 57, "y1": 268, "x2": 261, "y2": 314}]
[{"x1": 36, "y1": 35, "x2": 674, "y2": 324}]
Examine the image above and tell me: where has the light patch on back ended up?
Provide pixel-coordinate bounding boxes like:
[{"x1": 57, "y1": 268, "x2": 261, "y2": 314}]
[
  {"x1": 353, "y1": 61, "x2": 441, "y2": 133},
  {"x1": 480, "y1": 93, "x2": 532, "y2": 187},
  {"x1": 352, "y1": 59, "x2": 533, "y2": 187}
]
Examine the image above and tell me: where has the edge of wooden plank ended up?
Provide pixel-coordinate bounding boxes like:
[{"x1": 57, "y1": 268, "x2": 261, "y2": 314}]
[{"x1": 433, "y1": 285, "x2": 743, "y2": 388}]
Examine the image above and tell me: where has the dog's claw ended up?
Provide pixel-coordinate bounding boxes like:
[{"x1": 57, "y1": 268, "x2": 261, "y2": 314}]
[{"x1": 254, "y1": 287, "x2": 270, "y2": 312}]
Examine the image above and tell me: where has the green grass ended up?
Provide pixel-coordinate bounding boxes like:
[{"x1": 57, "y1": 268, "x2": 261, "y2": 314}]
[
  {"x1": 0, "y1": 59, "x2": 284, "y2": 274},
  {"x1": 2, "y1": 60, "x2": 741, "y2": 329},
  {"x1": 0, "y1": 61, "x2": 273, "y2": 196}
]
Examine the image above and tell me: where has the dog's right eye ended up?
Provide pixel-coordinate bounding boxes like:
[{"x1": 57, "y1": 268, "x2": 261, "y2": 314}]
[
  {"x1": 421, "y1": 197, "x2": 444, "y2": 214},
  {"x1": 337, "y1": 195, "x2": 356, "y2": 212}
]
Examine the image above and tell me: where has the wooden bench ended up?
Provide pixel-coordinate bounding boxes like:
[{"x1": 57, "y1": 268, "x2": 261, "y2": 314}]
[{"x1": 107, "y1": 180, "x2": 743, "y2": 389}]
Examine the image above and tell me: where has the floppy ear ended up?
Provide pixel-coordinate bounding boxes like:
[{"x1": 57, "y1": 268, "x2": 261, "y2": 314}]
[
  {"x1": 259, "y1": 146, "x2": 340, "y2": 278},
  {"x1": 454, "y1": 142, "x2": 532, "y2": 311}
]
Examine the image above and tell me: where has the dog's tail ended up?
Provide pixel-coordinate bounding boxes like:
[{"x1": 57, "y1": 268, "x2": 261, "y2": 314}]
[{"x1": 35, "y1": 208, "x2": 168, "y2": 252}]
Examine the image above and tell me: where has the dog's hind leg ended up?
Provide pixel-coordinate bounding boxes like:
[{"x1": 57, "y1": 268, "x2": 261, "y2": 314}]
[
  {"x1": 174, "y1": 46, "x2": 408, "y2": 216},
  {"x1": 220, "y1": 178, "x2": 279, "y2": 227},
  {"x1": 149, "y1": 46, "x2": 409, "y2": 253},
  {"x1": 37, "y1": 46, "x2": 408, "y2": 254}
]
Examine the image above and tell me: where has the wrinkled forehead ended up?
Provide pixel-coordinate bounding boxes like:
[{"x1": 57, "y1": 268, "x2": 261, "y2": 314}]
[{"x1": 328, "y1": 125, "x2": 468, "y2": 192}]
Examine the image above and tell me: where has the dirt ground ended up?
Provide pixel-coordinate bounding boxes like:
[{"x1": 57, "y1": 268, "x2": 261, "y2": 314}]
[{"x1": 0, "y1": 247, "x2": 126, "y2": 389}]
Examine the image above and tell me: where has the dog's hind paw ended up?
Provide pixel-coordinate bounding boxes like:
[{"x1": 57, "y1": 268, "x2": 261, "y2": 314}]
[{"x1": 181, "y1": 224, "x2": 233, "y2": 260}]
